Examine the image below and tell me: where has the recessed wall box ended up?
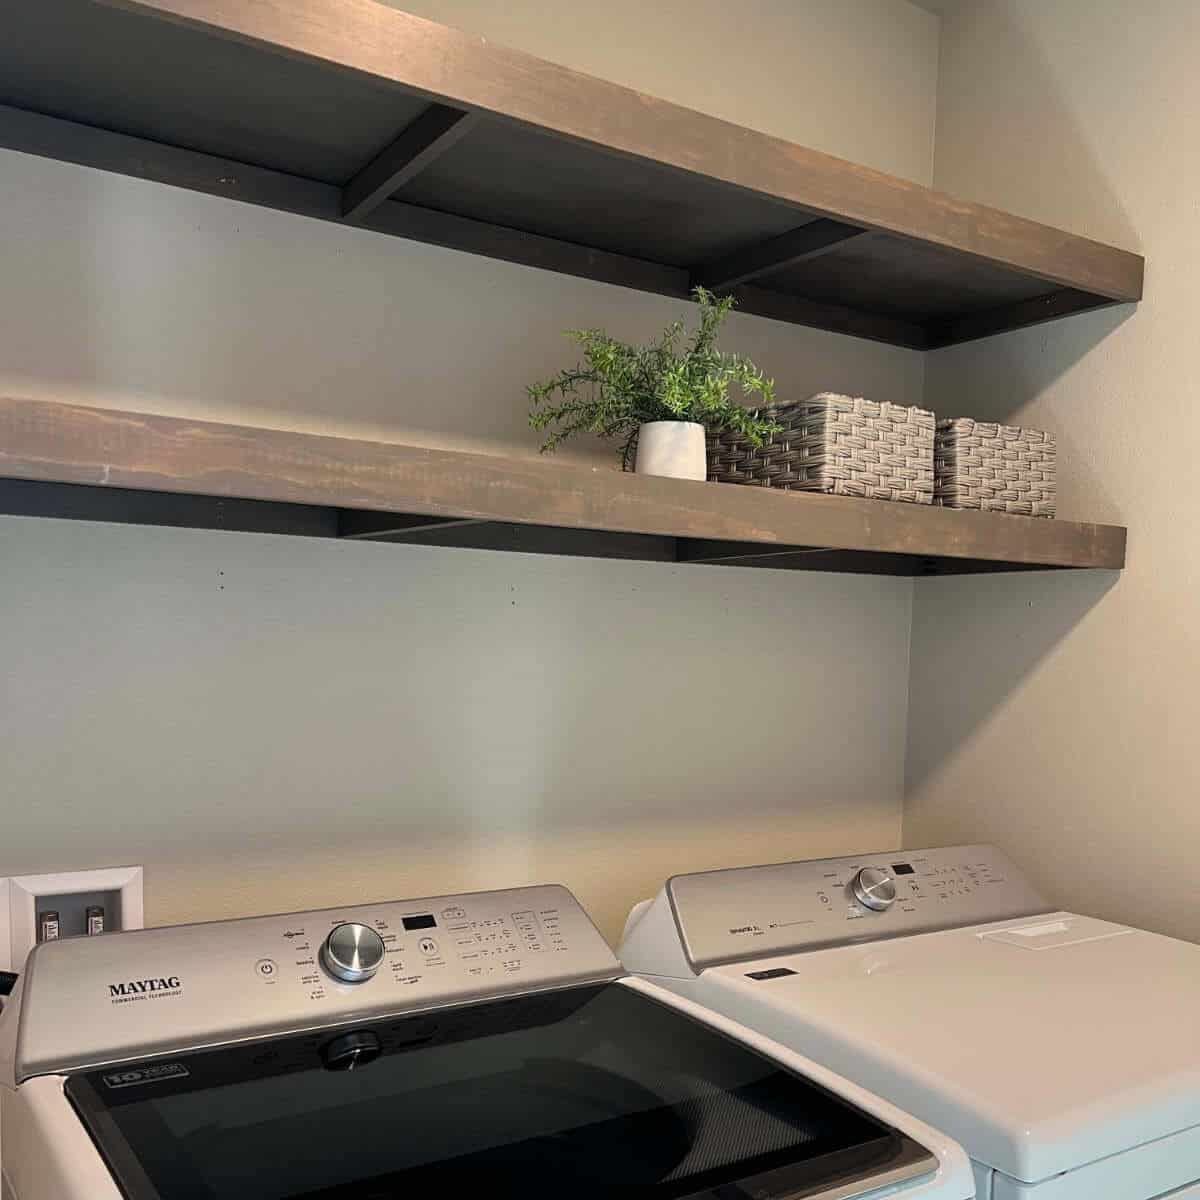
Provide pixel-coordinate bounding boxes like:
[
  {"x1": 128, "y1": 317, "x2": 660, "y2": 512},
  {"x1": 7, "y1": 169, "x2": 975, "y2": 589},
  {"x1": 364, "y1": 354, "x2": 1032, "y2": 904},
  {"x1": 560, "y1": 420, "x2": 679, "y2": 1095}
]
[{"x1": 0, "y1": 867, "x2": 143, "y2": 972}]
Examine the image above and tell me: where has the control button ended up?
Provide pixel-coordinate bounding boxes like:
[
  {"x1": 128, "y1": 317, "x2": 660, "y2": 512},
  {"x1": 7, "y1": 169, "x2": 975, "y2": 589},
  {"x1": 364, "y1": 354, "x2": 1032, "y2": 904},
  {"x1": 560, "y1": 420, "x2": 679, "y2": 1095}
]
[
  {"x1": 255, "y1": 958, "x2": 279, "y2": 980},
  {"x1": 418, "y1": 937, "x2": 439, "y2": 957},
  {"x1": 851, "y1": 867, "x2": 897, "y2": 912},
  {"x1": 321, "y1": 1029, "x2": 381, "y2": 1072},
  {"x1": 321, "y1": 923, "x2": 386, "y2": 984}
]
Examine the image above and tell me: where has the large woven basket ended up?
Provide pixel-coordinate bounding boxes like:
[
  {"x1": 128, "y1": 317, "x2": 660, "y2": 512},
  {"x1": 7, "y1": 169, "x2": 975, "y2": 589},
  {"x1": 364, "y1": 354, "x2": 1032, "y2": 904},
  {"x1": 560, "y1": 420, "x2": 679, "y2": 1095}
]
[
  {"x1": 707, "y1": 393, "x2": 935, "y2": 503},
  {"x1": 934, "y1": 418, "x2": 1056, "y2": 518}
]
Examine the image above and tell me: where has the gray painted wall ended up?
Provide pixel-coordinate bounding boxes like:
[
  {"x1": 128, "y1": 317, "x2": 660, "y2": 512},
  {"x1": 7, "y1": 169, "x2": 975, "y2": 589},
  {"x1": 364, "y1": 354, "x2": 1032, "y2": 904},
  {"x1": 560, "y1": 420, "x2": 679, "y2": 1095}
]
[
  {"x1": 0, "y1": 519, "x2": 912, "y2": 942},
  {"x1": 0, "y1": 0, "x2": 940, "y2": 946}
]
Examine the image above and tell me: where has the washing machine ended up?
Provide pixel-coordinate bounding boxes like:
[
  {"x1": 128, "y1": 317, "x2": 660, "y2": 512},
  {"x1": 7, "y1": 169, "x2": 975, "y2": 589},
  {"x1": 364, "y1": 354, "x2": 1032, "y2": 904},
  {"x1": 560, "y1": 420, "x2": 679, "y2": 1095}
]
[
  {"x1": 0, "y1": 882, "x2": 971, "y2": 1199},
  {"x1": 620, "y1": 843, "x2": 1200, "y2": 1199}
]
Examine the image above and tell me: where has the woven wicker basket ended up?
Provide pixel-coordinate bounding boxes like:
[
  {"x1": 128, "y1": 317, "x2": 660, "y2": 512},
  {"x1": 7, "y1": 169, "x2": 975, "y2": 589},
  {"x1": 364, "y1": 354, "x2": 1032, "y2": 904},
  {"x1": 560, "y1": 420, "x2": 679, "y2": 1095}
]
[
  {"x1": 934, "y1": 418, "x2": 1056, "y2": 518},
  {"x1": 706, "y1": 393, "x2": 935, "y2": 503}
]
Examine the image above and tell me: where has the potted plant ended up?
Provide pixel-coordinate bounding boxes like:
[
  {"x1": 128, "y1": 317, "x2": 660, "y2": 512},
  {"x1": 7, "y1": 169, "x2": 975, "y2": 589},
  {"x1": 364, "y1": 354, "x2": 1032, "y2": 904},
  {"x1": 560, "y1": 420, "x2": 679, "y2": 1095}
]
[{"x1": 528, "y1": 288, "x2": 779, "y2": 480}]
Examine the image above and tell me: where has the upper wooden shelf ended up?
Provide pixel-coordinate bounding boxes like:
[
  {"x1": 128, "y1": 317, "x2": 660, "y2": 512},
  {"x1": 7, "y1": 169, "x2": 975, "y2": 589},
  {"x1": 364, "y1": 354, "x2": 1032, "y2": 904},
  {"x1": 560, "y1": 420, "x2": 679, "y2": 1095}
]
[
  {"x1": 0, "y1": 398, "x2": 1126, "y2": 575},
  {"x1": 1, "y1": 0, "x2": 1143, "y2": 349}
]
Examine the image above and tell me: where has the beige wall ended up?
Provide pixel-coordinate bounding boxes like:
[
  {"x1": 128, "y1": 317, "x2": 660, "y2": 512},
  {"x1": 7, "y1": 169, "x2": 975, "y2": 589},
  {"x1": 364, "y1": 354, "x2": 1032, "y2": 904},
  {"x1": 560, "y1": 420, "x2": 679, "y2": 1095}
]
[
  {"x1": 904, "y1": 1, "x2": 1199, "y2": 939},
  {"x1": 392, "y1": 0, "x2": 940, "y2": 184},
  {"x1": 0, "y1": 0, "x2": 939, "y2": 946}
]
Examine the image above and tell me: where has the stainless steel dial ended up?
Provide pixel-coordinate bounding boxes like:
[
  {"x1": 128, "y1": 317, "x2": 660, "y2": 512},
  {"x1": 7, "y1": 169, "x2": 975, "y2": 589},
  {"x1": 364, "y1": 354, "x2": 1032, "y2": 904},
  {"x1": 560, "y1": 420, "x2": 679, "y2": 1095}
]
[
  {"x1": 851, "y1": 867, "x2": 896, "y2": 912},
  {"x1": 321, "y1": 922, "x2": 386, "y2": 983}
]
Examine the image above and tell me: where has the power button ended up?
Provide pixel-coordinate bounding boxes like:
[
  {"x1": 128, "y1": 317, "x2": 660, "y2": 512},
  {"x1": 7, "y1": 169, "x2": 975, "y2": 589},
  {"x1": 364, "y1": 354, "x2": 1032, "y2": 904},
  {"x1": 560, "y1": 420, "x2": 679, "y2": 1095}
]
[{"x1": 255, "y1": 958, "x2": 279, "y2": 981}]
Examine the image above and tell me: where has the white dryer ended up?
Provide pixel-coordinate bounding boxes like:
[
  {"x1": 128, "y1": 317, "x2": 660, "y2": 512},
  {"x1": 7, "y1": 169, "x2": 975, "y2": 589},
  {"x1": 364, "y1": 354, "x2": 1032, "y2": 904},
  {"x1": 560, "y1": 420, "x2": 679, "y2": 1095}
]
[
  {"x1": 0, "y1": 882, "x2": 971, "y2": 1199},
  {"x1": 620, "y1": 844, "x2": 1200, "y2": 1200}
]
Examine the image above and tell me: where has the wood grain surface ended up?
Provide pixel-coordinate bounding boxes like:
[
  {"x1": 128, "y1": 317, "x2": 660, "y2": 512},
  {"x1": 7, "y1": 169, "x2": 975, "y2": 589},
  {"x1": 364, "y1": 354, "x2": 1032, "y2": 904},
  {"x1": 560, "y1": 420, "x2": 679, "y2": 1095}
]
[
  {"x1": 103, "y1": 0, "x2": 1144, "y2": 300},
  {"x1": 0, "y1": 397, "x2": 1127, "y2": 570}
]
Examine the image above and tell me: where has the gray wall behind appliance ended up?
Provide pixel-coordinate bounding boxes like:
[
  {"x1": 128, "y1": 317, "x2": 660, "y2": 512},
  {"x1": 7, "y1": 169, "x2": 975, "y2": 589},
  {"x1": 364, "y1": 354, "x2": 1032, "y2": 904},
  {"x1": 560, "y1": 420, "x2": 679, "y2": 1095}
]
[
  {"x1": 903, "y1": 0, "x2": 1199, "y2": 940},
  {"x1": 0, "y1": 520, "x2": 912, "y2": 942},
  {"x1": 0, "y1": 0, "x2": 939, "y2": 946}
]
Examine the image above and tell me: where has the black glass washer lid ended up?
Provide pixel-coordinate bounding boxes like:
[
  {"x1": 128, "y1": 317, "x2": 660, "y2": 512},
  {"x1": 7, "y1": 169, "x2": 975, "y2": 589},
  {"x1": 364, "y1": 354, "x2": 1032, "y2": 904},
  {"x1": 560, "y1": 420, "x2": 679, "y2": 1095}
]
[{"x1": 66, "y1": 981, "x2": 937, "y2": 1199}]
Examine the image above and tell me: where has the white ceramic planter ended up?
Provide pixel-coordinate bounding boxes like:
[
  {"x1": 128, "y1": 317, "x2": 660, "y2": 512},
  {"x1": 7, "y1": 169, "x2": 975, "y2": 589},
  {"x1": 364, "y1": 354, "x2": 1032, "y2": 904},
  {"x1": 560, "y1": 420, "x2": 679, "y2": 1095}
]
[{"x1": 634, "y1": 421, "x2": 707, "y2": 481}]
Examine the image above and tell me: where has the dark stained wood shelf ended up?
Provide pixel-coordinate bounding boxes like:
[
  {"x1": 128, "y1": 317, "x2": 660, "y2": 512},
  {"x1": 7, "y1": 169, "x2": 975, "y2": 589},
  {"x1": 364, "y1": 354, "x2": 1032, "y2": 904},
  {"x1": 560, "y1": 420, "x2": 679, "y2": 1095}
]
[
  {"x1": 0, "y1": 398, "x2": 1127, "y2": 576},
  {"x1": 0, "y1": 0, "x2": 1143, "y2": 349}
]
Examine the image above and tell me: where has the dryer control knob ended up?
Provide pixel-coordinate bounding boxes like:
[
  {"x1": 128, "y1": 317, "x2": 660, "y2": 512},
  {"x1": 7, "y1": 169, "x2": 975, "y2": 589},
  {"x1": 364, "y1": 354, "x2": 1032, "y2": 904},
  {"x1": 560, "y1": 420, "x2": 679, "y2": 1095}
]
[
  {"x1": 851, "y1": 867, "x2": 896, "y2": 912},
  {"x1": 321, "y1": 922, "x2": 386, "y2": 983}
]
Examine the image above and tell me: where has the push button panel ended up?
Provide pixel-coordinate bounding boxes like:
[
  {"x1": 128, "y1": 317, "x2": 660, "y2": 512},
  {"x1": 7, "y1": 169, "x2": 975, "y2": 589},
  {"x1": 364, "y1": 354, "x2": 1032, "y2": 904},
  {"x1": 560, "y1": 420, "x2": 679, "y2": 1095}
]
[
  {"x1": 668, "y1": 844, "x2": 1054, "y2": 969},
  {"x1": 259, "y1": 887, "x2": 605, "y2": 1002},
  {"x1": 9, "y1": 883, "x2": 620, "y2": 1084}
]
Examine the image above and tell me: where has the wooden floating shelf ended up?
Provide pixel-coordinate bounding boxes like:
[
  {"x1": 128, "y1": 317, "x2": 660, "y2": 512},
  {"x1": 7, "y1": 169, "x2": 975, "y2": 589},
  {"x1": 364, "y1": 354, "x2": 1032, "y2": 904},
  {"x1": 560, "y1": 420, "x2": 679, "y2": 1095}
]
[
  {"x1": 0, "y1": 399, "x2": 1127, "y2": 576},
  {"x1": 0, "y1": 0, "x2": 1142, "y2": 349}
]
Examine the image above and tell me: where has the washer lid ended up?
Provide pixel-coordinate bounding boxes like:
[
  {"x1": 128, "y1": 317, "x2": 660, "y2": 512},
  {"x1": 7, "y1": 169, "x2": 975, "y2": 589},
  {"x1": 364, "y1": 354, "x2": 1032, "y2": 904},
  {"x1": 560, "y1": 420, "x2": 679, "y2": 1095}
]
[
  {"x1": 701, "y1": 914, "x2": 1200, "y2": 1184},
  {"x1": 63, "y1": 980, "x2": 938, "y2": 1200}
]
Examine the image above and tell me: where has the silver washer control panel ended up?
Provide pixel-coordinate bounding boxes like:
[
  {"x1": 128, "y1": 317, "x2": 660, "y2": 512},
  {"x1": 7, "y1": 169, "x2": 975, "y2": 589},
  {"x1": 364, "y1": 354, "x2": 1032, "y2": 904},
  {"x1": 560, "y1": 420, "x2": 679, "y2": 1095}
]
[
  {"x1": 668, "y1": 844, "x2": 1051, "y2": 969},
  {"x1": 3, "y1": 884, "x2": 618, "y2": 1084}
]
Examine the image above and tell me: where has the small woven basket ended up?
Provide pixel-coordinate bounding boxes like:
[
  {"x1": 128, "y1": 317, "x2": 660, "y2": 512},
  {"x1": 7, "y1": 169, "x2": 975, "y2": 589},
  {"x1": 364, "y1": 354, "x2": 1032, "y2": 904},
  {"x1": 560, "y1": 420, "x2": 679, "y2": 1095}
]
[
  {"x1": 707, "y1": 392, "x2": 935, "y2": 503},
  {"x1": 934, "y1": 418, "x2": 1056, "y2": 518}
]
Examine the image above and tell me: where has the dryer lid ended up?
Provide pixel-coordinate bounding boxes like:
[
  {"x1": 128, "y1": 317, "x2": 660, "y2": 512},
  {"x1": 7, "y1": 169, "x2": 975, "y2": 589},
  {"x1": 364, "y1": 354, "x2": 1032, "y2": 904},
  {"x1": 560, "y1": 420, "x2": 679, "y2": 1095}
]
[{"x1": 702, "y1": 913, "x2": 1200, "y2": 1184}]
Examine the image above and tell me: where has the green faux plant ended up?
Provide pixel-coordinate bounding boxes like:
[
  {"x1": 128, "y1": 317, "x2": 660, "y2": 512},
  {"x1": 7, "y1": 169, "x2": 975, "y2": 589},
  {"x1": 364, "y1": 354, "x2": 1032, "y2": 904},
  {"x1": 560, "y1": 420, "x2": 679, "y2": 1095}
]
[{"x1": 528, "y1": 288, "x2": 779, "y2": 467}]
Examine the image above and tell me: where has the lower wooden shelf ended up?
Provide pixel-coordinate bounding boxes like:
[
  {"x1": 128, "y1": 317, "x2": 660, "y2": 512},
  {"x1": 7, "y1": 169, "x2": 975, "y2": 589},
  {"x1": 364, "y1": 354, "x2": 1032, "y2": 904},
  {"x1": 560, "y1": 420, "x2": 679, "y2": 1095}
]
[{"x1": 0, "y1": 397, "x2": 1126, "y2": 576}]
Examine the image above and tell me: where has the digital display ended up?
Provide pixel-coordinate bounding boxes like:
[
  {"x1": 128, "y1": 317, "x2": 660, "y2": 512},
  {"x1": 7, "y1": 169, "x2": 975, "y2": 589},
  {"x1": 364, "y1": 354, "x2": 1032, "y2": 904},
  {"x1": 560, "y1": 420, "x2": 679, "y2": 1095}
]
[
  {"x1": 402, "y1": 914, "x2": 437, "y2": 931},
  {"x1": 891, "y1": 864, "x2": 915, "y2": 876}
]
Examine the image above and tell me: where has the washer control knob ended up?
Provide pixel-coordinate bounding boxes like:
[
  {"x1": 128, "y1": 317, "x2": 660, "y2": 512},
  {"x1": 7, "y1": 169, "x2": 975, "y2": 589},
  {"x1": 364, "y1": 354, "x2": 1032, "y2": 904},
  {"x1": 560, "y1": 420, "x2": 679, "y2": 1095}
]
[
  {"x1": 851, "y1": 867, "x2": 896, "y2": 912},
  {"x1": 321, "y1": 923, "x2": 385, "y2": 983},
  {"x1": 321, "y1": 1029, "x2": 381, "y2": 1072}
]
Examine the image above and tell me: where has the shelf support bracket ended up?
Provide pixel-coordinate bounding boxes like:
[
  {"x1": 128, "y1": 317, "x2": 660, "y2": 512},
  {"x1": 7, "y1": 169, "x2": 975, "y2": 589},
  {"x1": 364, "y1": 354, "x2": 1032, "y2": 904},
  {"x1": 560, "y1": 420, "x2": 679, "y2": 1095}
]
[
  {"x1": 338, "y1": 512, "x2": 487, "y2": 539},
  {"x1": 341, "y1": 104, "x2": 479, "y2": 223},
  {"x1": 692, "y1": 218, "x2": 870, "y2": 291}
]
